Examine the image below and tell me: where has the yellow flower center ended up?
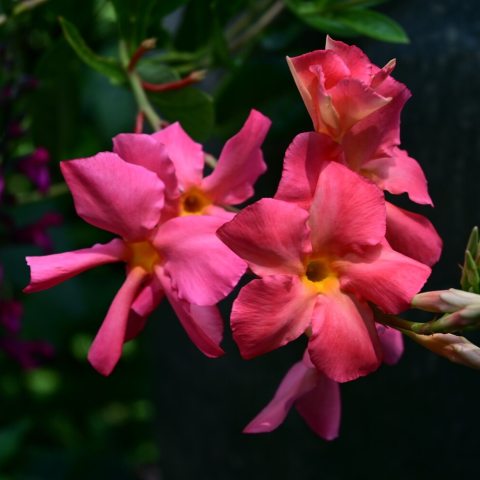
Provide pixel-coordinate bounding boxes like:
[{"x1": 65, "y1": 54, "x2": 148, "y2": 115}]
[
  {"x1": 302, "y1": 258, "x2": 339, "y2": 294},
  {"x1": 127, "y1": 241, "x2": 161, "y2": 274},
  {"x1": 180, "y1": 187, "x2": 212, "y2": 216}
]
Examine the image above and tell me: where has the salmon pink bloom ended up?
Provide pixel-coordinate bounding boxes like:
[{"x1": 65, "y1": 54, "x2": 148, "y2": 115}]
[
  {"x1": 218, "y1": 162, "x2": 430, "y2": 382},
  {"x1": 112, "y1": 109, "x2": 271, "y2": 221},
  {"x1": 275, "y1": 132, "x2": 442, "y2": 266},
  {"x1": 245, "y1": 325, "x2": 403, "y2": 439},
  {"x1": 287, "y1": 38, "x2": 441, "y2": 266},
  {"x1": 24, "y1": 151, "x2": 247, "y2": 376}
]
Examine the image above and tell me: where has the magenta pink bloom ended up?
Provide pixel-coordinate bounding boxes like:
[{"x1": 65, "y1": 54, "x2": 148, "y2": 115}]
[
  {"x1": 112, "y1": 109, "x2": 271, "y2": 221},
  {"x1": 245, "y1": 325, "x2": 403, "y2": 439},
  {"x1": 218, "y1": 162, "x2": 430, "y2": 382},
  {"x1": 24, "y1": 150, "x2": 250, "y2": 375},
  {"x1": 287, "y1": 38, "x2": 441, "y2": 266}
]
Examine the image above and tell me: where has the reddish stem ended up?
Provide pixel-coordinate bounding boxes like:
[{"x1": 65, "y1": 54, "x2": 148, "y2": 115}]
[
  {"x1": 142, "y1": 70, "x2": 206, "y2": 93},
  {"x1": 128, "y1": 38, "x2": 157, "y2": 72},
  {"x1": 134, "y1": 111, "x2": 144, "y2": 133}
]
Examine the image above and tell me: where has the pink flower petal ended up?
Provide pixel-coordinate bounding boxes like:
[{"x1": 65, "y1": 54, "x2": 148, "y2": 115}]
[
  {"x1": 201, "y1": 110, "x2": 271, "y2": 205},
  {"x1": 287, "y1": 50, "x2": 349, "y2": 130},
  {"x1": 126, "y1": 275, "x2": 165, "y2": 342},
  {"x1": 327, "y1": 78, "x2": 391, "y2": 135},
  {"x1": 309, "y1": 291, "x2": 382, "y2": 382},
  {"x1": 152, "y1": 122, "x2": 204, "y2": 190},
  {"x1": 154, "y1": 215, "x2": 246, "y2": 306},
  {"x1": 243, "y1": 360, "x2": 318, "y2": 433},
  {"x1": 61, "y1": 153, "x2": 165, "y2": 241},
  {"x1": 296, "y1": 371, "x2": 341, "y2": 440},
  {"x1": 376, "y1": 324, "x2": 404, "y2": 365},
  {"x1": 274, "y1": 132, "x2": 341, "y2": 209},
  {"x1": 112, "y1": 133, "x2": 179, "y2": 219},
  {"x1": 385, "y1": 202, "x2": 442, "y2": 267},
  {"x1": 217, "y1": 198, "x2": 310, "y2": 277},
  {"x1": 24, "y1": 239, "x2": 128, "y2": 293},
  {"x1": 231, "y1": 275, "x2": 316, "y2": 359},
  {"x1": 309, "y1": 162, "x2": 386, "y2": 254},
  {"x1": 325, "y1": 36, "x2": 372, "y2": 83},
  {"x1": 88, "y1": 266, "x2": 148, "y2": 376},
  {"x1": 158, "y1": 268, "x2": 224, "y2": 357},
  {"x1": 342, "y1": 87, "x2": 411, "y2": 170},
  {"x1": 335, "y1": 243, "x2": 431, "y2": 314},
  {"x1": 362, "y1": 148, "x2": 432, "y2": 205}
]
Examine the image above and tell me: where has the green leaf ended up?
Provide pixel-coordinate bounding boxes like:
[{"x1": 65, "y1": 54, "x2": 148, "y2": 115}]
[
  {"x1": 466, "y1": 226, "x2": 479, "y2": 262},
  {"x1": 336, "y1": 9, "x2": 409, "y2": 43},
  {"x1": 59, "y1": 17, "x2": 125, "y2": 83},
  {"x1": 149, "y1": 87, "x2": 214, "y2": 141},
  {"x1": 295, "y1": 13, "x2": 359, "y2": 36}
]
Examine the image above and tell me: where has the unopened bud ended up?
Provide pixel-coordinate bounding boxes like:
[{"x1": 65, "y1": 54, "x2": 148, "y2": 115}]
[
  {"x1": 405, "y1": 331, "x2": 480, "y2": 370},
  {"x1": 413, "y1": 288, "x2": 480, "y2": 313}
]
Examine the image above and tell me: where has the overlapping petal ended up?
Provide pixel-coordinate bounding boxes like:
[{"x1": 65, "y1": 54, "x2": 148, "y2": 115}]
[
  {"x1": 309, "y1": 290, "x2": 382, "y2": 382},
  {"x1": 363, "y1": 148, "x2": 432, "y2": 205},
  {"x1": 335, "y1": 243, "x2": 431, "y2": 314},
  {"x1": 112, "y1": 133, "x2": 178, "y2": 212},
  {"x1": 309, "y1": 162, "x2": 386, "y2": 254},
  {"x1": 243, "y1": 360, "x2": 318, "y2": 433},
  {"x1": 274, "y1": 132, "x2": 341, "y2": 209},
  {"x1": 152, "y1": 122, "x2": 204, "y2": 190},
  {"x1": 296, "y1": 370, "x2": 341, "y2": 440},
  {"x1": 231, "y1": 275, "x2": 316, "y2": 359},
  {"x1": 24, "y1": 239, "x2": 128, "y2": 293},
  {"x1": 61, "y1": 153, "x2": 165, "y2": 241},
  {"x1": 88, "y1": 267, "x2": 147, "y2": 376},
  {"x1": 158, "y1": 268, "x2": 224, "y2": 358},
  {"x1": 217, "y1": 198, "x2": 310, "y2": 277},
  {"x1": 154, "y1": 215, "x2": 246, "y2": 306},
  {"x1": 385, "y1": 202, "x2": 442, "y2": 267},
  {"x1": 376, "y1": 324, "x2": 404, "y2": 365},
  {"x1": 201, "y1": 110, "x2": 271, "y2": 205}
]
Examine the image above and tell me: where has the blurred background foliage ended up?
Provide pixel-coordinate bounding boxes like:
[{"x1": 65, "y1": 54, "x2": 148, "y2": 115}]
[{"x1": 1, "y1": 0, "x2": 480, "y2": 478}]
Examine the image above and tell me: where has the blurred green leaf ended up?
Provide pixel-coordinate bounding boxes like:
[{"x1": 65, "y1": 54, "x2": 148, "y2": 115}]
[
  {"x1": 149, "y1": 87, "x2": 214, "y2": 141},
  {"x1": 59, "y1": 17, "x2": 125, "y2": 83},
  {"x1": 336, "y1": 9, "x2": 409, "y2": 43}
]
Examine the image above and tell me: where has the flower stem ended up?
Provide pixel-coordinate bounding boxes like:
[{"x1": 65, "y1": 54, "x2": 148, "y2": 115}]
[{"x1": 119, "y1": 41, "x2": 163, "y2": 131}]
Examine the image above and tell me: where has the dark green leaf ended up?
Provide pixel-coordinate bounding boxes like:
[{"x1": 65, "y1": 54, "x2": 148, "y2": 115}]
[
  {"x1": 59, "y1": 17, "x2": 125, "y2": 83},
  {"x1": 149, "y1": 88, "x2": 214, "y2": 141},
  {"x1": 336, "y1": 9, "x2": 409, "y2": 43},
  {"x1": 294, "y1": 12, "x2": 359, "y2": 36},
  {"x1": 136, "y1": 57, "x2": 181, "y2": 83}
]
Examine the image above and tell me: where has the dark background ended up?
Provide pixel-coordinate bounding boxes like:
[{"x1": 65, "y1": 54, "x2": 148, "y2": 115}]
[{"x1": 2, "y1": 0, "x2": 480, "y2": 478}]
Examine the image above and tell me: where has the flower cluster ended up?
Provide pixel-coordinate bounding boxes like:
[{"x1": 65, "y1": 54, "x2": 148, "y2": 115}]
[{"x1": 24, "y1": 38, "x2": 440, "y2": 438}]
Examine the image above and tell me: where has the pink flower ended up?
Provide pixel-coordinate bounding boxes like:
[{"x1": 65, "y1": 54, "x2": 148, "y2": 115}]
[
  {"x1": 286, "y1": 38, "x2": 442, "y2": 266},
  {"x1": 244, "y1": 325, "x2": 403, "y2": 439},
  {"x1": 244, "y1": 351, "x2": 341, "y2": 440},
  {"x1": 112, "y1": 109, "x2": 271, "y2": 221},
  {"x1": 24, "y1": 149, "x2": 247, "y2": 375},
  {"x1": 275, "y1": 132, "x2": 442, "y2": 266},
  {"x1": 218, "y1": 162, "x2": 430, "y2": 382}
]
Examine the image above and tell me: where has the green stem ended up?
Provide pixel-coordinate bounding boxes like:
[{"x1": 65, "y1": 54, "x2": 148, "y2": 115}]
[
  {"x1": 374, "y1": 307, "x2": 474, "y2": 336},
  {"x1": 119, "y1": 41, "x2": 163, "y2": 131},
  {"x1": 228, "y1": 0, "x2": 285, "y2": 52}
]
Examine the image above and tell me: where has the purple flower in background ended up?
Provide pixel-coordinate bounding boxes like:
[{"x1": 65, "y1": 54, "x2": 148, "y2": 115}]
[
  {"x1": 18, "y1": 147, "x2": 51, "y2": 193},
  {"x1": 0, "y1": 298, "x2": 23, "y2": 334},
  {"x1": 14, "y1": 212, "x2": 63, "y2": 253},
  {"x1": 0, "y1": 336, "x2": 54, "y2": 369}
]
